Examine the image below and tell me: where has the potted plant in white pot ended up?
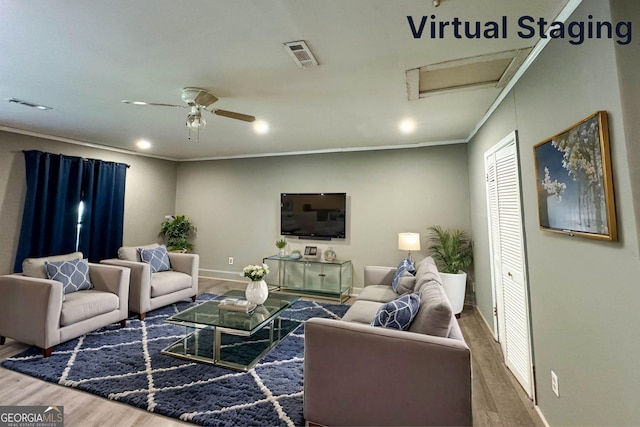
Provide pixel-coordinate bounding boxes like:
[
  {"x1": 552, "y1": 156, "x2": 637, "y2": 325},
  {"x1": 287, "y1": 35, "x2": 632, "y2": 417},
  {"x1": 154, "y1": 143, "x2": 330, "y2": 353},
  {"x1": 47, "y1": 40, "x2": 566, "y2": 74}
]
[
  {"x1": 276, "y1": 239, "x2": 287, "y2": 257},
  {"x1": 160, "y1": 215, "x2": 196, "y2": 252},
  {"x1": 427, "y1": 225, "x2": 473, "y2": 316}
]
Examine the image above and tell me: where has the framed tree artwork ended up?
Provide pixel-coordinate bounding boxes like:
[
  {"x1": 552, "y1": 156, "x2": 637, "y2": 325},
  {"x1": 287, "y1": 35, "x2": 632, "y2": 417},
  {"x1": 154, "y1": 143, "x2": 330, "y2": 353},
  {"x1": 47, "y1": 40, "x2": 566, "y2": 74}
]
[{"x1": 533, "y1": 111, "x2": 617, "y2": 241}]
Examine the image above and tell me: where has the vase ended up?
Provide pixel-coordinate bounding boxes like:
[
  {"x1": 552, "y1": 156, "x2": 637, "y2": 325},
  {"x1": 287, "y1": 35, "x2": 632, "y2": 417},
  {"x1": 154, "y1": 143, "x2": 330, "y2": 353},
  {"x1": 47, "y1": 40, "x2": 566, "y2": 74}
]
[
  {"x1": 323, "y1": 247, "x2": 336, "y2": 261},
  {"x1": 278, "y1": 248, "x2": 285, "y2": 257},
  {"x1": 245, "y1": 279, "x2": 269, "y2": 305}
]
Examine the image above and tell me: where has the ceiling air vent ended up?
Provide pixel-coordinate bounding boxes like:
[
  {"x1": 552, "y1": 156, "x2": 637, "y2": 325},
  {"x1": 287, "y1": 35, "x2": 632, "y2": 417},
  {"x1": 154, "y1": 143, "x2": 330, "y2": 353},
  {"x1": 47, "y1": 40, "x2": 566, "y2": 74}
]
[{"x1": 283, "y1": 40, "x2": 319, "y2": 68}]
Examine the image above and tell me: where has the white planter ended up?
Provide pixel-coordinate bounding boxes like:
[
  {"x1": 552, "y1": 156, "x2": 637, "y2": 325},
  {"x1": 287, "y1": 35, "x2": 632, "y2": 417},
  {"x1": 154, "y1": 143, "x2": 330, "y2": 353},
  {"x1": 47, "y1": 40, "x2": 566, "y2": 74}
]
[
  {"x1": 245, "y1": 279, "x2": 269, "y2": 305},
  {"x1": 440, "y1": 272, "x2": 467, "y2": 315}
]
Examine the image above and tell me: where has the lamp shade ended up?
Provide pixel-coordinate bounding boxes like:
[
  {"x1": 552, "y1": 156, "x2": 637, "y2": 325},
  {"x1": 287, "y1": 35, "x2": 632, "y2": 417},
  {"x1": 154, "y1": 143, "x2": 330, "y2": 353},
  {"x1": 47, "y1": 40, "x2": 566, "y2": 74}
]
[{"x1": 398, "y1": 232, "x2": 421, "y2": 251}]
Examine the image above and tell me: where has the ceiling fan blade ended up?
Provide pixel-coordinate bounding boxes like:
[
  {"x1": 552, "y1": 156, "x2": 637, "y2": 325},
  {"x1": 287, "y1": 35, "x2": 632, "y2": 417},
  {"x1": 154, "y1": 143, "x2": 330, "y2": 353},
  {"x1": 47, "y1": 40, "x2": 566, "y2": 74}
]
[
  {"x1": 121, "y1": 100, "x2": 186, "y2": 108},
  {"x1": 193, "y1": 91, "x2": 218, "y2": 108},
  {"x1": 211, "y1": 109, "x2": 256, "y2": 122}
]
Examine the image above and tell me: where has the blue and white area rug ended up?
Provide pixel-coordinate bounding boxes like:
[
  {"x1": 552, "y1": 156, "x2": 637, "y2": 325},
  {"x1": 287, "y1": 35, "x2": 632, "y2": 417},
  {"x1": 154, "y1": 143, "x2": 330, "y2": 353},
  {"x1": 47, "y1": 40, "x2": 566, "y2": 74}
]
[{"x1": 1, "y1": 294, "x2": 349, "y2": 426}]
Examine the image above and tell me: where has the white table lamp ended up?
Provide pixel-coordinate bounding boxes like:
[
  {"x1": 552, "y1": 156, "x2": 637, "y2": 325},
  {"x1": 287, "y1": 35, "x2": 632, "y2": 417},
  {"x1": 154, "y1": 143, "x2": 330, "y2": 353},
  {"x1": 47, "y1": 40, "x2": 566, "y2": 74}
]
[{"x1": 398, "y1": 232, "x2": 421, "y2": 261}]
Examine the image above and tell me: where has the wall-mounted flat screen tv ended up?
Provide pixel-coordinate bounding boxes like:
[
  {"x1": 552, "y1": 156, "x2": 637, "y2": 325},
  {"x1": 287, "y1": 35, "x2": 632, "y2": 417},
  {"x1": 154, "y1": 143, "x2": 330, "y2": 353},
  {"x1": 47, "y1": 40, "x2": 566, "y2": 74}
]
[{"x1": 281, "y1": 193, "x2": 346, "y2": 239}]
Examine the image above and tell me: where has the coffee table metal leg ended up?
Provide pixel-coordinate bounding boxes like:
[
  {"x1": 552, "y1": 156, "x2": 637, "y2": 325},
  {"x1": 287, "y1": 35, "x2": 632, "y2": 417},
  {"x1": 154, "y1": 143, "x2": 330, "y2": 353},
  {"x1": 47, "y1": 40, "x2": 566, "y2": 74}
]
[
  {"x1": 182, "y1": 327, "x2": 187, "y2": 355},
  {"x1": 214, "y1": 327, "x2": 221, "y2": 362},
  {"x1": 269, "y1": 320, "x2": 274, "y2": 347}
]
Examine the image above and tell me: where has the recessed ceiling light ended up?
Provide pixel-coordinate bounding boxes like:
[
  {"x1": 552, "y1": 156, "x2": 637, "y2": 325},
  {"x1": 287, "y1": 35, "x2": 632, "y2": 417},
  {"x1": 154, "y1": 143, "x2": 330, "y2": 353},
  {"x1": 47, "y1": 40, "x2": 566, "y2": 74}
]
[
  {"x1": 136, "y1": 139, "x2": 152, "y2": 149},
  {"x1": 253, "y1": 120, "x2": 269, "y2": 135},
  {"x1": 399, "y1": 119, "x2": 416, "y2": 134}
]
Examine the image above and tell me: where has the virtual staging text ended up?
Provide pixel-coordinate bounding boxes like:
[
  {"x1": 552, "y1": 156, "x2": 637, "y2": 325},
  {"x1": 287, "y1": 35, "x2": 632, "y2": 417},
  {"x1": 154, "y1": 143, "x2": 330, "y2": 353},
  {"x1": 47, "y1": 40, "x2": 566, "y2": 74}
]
[{"x1": 407, "y1": 15, "x2": 633, "y2": 45}]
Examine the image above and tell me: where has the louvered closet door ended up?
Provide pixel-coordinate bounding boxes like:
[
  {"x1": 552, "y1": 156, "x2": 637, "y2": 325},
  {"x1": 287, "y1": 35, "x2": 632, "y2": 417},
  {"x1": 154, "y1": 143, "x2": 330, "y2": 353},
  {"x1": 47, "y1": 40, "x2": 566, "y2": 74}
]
[
  {"x1": 485, "y1": 154, "x2": 503, "y2": 342},
  {"x1": 486, "y1": 134, "x2": 534, "y2": 399}
]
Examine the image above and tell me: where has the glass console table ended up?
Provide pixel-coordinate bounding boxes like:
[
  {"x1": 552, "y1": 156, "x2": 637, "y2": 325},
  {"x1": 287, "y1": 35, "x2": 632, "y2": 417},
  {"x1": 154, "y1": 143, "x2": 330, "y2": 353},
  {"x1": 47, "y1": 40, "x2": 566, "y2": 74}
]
[{"x1": 263, "y1": 255, "x2": 352, "y2": 303}]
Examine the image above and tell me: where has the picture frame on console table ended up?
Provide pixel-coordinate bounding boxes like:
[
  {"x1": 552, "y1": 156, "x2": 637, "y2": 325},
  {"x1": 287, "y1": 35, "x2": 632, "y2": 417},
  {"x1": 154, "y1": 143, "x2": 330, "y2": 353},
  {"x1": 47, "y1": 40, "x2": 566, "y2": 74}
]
[
  {"x1": 304, "y1": 246, "x2": 318, "y2": 257},
  {"x1": 533, "y1": 111, "x2": 617, "y2": 241}
]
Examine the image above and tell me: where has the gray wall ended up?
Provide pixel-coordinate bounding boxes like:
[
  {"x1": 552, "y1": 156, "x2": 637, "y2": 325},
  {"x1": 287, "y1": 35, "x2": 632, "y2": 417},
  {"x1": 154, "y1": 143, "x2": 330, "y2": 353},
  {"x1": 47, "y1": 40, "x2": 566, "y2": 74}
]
[
  {"x1": 468, "y1": 0, "x2": 640, "y2": 424},
  {"x1": 611, "y1": 0, "x2": 640, "y2": 255},
  {"x1": 175, "y1": 145, "x2": 471, "y2": 288},
  {"x1": 0, "y1": 131, "x2": 177, "y2": 274}
]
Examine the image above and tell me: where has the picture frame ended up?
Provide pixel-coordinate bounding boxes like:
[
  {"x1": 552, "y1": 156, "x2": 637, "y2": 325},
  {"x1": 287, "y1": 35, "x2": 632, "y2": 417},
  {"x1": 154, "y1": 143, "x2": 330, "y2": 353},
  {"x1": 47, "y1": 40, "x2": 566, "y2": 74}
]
[
  {"x1": 304, "y1": 246, "x2": 318, "y2": 256},
  {"x1": 533, "y1": 111, "x2": 617, "y2": 241}
]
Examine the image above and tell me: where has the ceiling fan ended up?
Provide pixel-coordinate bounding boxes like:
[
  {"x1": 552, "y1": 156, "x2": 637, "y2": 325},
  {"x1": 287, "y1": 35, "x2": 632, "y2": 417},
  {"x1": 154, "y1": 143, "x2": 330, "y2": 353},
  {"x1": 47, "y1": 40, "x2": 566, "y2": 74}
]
[{"x1": 121, "y1": 87, "x2": 256, "y2": 141}]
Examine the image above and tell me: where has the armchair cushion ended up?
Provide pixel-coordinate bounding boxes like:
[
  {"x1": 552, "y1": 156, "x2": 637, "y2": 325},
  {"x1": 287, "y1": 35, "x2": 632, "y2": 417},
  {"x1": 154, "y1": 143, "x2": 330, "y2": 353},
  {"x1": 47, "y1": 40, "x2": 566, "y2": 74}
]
[
  {"x1": 151, "y1": 271, "x2": 193, "y2": 297},
  {"x1": 138, "y1": 245, "x2": 171, "y2": 273},
  {"x1": 45, "y1": 258, "x2": 93, "y2": 294},
  {"x1": 22, "y1": 252, "x2": 83, "y2": 279},
  {"x1": 371, "y1": 292, "x2": 421, "y2": 330},
  {"x1": 60, "y1": 289, "x2": 120, "y2": 327}
]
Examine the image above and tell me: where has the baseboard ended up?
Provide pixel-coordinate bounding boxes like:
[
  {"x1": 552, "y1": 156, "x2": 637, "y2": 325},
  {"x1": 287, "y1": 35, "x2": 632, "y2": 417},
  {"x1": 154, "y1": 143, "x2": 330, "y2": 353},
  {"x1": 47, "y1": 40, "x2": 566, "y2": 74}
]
[
  {"x1": 199, "y1": 268, "x2": 244, "y2": 282},
  {"x1": 474, "y1": 305, "x2": 498, "y2": 342},
  {"x1": 535, "y1": 405, "x2": 550, "y2": 427}
]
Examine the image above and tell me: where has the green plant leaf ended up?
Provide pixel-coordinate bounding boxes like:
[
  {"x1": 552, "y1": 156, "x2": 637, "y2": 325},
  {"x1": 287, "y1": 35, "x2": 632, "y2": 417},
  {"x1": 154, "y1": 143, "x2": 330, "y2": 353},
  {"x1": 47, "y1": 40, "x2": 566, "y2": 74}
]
[
  {"x1": 160, "y1": 215, "x2": 196, "y2": 251},
  {"x1": 427, "y1": 225, "x2": 473, "y2": 274}
]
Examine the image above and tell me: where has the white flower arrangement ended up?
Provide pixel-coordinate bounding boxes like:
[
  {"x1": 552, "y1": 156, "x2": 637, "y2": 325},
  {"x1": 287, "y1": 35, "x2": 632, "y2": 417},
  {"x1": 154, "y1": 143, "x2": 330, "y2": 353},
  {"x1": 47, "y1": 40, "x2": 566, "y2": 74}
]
[{"x1": 242, "y1": 263, "x2": 270, "y2": 281}]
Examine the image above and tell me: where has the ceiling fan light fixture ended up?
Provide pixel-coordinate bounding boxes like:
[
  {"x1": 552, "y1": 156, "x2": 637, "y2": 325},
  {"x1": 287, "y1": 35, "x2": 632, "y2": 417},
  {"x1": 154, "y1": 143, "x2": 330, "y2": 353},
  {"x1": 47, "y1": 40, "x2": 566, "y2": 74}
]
[{"x1": 186, "y1": 107, "x2": 206, "y2": 130}]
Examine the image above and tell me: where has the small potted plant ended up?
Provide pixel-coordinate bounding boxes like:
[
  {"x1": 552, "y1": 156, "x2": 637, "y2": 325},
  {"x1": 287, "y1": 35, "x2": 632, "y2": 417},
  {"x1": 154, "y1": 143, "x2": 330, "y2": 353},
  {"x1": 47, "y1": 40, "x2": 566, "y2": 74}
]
[
  {"x1": 427, "y1": 225, "x2": 473, "y2": 315},
  {"x1": 276, "y1": 239, "x2": 287, "y2": 257},
  {"x1": 160, "y1": 215, "x2": 196, "y2": 252}
]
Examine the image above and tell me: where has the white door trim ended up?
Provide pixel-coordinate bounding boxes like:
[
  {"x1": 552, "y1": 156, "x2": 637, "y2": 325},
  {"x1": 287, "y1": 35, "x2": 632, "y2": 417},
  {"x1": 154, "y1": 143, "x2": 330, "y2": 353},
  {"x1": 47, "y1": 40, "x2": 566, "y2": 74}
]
[{"x1": 484, "y1": 130, "x2": 535, "y2": 401}]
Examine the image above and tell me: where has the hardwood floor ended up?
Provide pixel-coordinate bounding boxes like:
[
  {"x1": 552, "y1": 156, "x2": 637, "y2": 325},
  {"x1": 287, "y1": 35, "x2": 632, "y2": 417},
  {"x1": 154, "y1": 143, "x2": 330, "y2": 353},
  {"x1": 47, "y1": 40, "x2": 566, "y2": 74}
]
[
  {"x1": 457, "y1": 307, "x2": 545, "y2": 427},
  {"x1": 0, "y1": 278, "x2": 543, "y2": 426}
]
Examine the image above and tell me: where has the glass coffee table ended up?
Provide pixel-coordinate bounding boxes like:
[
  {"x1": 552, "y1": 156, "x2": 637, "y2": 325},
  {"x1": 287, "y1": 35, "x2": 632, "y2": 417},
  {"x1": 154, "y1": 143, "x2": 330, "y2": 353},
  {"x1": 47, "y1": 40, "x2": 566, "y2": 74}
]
[{"x1": 162, "y1": 290, "x2": 300, "y2": 371}]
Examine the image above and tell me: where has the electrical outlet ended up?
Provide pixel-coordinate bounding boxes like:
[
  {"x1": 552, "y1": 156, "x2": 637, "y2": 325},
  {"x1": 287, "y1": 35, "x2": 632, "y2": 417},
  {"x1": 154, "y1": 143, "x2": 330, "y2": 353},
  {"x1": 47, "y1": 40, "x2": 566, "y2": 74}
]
[
  {"x1": 228, "y1": 257, "x2": 234, "y2": 265},
  {"x1": 551, "y1": 370, "x2": 559, "y2": 397}
]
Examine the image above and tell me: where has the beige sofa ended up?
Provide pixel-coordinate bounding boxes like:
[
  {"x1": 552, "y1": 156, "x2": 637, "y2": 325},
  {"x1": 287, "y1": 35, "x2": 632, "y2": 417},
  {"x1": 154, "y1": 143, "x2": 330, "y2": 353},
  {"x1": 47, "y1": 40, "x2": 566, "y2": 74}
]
[
  {"x1": 304, "y1": 257, "x2": 472, "y2": 426},
  {"x1": 101, "y1": 244, "x2": 198, "y2": 320},
  {"x1": 0, "y1": 252, "x2": 130, "y2": 357}
]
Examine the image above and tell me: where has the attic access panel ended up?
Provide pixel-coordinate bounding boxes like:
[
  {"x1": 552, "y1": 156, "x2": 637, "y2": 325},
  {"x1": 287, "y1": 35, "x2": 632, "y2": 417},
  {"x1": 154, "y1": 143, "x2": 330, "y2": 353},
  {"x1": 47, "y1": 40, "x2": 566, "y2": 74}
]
[{"x1": 406, "y1": 48, "x2": 531, "y2": 99}]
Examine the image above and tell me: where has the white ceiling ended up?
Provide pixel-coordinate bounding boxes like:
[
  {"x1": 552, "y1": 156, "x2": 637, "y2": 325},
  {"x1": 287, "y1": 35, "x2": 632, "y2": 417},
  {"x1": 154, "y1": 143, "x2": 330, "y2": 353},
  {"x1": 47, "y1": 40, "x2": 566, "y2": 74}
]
[{"x1": 1, "y1": 0, "x2": 569, "y2": 161}]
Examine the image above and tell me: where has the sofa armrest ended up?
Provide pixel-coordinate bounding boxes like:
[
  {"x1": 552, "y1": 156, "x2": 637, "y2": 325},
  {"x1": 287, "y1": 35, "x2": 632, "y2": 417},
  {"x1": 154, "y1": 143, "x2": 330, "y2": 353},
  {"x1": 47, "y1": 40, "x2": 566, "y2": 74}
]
[
  {"x1": 304, "y1": 318, "x2": 472, "y2": 426},
  {"x1": 0, "y1": 274, "x2": 64, "y2": 349},
  {"x1": 363, "y1": 266, "x2": 396, "y2": 287}
]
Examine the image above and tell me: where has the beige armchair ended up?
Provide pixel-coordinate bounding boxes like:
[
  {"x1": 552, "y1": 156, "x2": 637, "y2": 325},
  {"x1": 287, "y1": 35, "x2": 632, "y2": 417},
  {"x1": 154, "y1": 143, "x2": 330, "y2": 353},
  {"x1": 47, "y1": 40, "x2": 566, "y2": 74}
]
[
  {"x1": 101, "y1": 244, "x2": 199, "y2": 320},
  {"x1": 0, "y1": 252, "x2": 130, "y2": 357}
]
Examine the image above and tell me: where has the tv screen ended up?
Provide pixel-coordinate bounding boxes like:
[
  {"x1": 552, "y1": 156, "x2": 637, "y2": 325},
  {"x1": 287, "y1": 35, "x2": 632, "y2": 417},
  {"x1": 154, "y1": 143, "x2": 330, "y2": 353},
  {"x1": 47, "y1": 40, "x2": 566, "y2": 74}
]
[{"x1": 281, "y1": 193, "x2": 346, "y2": 239}]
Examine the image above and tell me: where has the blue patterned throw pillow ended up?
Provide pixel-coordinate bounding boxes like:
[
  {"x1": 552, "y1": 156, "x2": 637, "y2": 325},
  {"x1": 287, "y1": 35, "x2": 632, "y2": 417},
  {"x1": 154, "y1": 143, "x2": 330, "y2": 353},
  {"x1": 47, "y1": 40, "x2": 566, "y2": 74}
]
[
  {"x1": 45, "y1": 258, "x2": 93, "y2": 294},
  {"x1": 371, "y1": 292, "x2": 421, "y2": 330},
  {"x1": 392, "y1": 257, "x2": 416, "y2": 292},
  {"x1": 138, "y1": 245, "x2": 171, "y2": 273}
]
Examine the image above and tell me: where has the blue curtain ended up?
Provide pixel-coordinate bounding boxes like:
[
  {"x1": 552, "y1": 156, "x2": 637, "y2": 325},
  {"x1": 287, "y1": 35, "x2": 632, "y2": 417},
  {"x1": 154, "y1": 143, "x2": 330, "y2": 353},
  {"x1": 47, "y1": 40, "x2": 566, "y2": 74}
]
[
  {"x1": 13, "y1": 151, "x2": 83, "y2": 272},
  {"x1": 14, "y1": 151, "x2": 128, "y2": 272},
  {"x1": 78, "y1": 159, "x2": 127, "y2": 263}
]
